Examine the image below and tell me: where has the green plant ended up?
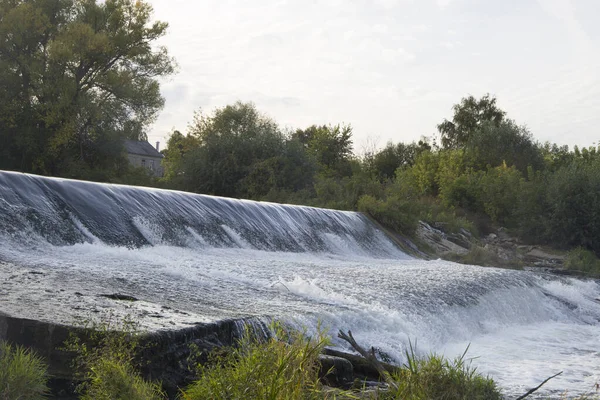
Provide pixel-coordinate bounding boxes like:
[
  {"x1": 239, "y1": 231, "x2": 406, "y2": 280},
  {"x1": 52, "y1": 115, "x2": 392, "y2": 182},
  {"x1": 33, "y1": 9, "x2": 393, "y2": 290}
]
[
  {"x1": 64, "y1": 315, "x2": 165, "y2": 400},
  {"x1": 181, "y1": 323, "x2": 342, "y2": 400},
  {"x1": 381, "y1": 343, "x2": 502, "y2": 400},
  {"x1": 79, "y1": 357, "x2": 164, "y2": 400},
  {"x1": 0, "y1": 341, "x2": 49, "y2": 400},
  {"x1": 565, "y1": 247, "x2": 600, "y2": 276}
]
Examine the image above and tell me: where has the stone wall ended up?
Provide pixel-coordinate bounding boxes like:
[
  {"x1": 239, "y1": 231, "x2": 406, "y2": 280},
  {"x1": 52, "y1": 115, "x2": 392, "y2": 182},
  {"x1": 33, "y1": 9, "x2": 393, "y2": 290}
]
[{"x1": 127, "y1": 153, "x2": 164, "y2": 177}]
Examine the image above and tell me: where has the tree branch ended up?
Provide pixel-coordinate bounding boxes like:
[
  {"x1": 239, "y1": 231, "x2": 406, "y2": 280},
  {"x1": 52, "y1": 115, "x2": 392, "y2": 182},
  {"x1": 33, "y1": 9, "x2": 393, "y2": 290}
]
[
  {"x1": 337, "y1": 330, "x2": 397, "y2": 389},
  {"x1": 514, "y1": 371, "x2": 563, "y2": 400}
]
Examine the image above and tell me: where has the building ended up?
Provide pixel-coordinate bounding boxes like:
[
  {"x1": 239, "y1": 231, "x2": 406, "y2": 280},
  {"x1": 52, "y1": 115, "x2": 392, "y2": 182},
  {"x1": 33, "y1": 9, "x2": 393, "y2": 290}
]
[{"x1": 124, "y1": 140, "x2": 164, "y2": 177}]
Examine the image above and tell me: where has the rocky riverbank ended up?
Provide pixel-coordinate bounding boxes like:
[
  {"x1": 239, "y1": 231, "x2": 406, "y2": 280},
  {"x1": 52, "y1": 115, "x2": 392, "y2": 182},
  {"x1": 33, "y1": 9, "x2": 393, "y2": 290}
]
[{"x1": 414, "y1": 221, "x2": 571, "y2": 274}]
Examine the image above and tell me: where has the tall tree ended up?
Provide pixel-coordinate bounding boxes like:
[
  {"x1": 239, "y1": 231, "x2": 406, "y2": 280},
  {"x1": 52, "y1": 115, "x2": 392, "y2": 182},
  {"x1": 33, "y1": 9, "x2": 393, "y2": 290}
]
[
  {"x1": 437, "y1": 94, "x2": 505, "y2": 150},
  {"x1": 0, "y1": 0, "x2": 175, "y2": 174},
  {"x1": 293, "y1": 124, "x2": 353, "y2": 177}
]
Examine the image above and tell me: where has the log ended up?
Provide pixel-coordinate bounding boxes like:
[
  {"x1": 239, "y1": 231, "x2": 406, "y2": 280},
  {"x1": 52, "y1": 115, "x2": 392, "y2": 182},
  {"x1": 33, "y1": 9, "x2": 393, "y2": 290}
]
[{"x1": 337, "y1": 330, "x2": 398, "y2": 389}]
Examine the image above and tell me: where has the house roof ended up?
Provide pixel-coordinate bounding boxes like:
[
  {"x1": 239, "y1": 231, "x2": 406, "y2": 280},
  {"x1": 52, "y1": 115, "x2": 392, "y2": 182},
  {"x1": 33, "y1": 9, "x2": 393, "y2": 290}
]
[{"x1": 124, "y1": 140, "x2": 164, "y2": 158}]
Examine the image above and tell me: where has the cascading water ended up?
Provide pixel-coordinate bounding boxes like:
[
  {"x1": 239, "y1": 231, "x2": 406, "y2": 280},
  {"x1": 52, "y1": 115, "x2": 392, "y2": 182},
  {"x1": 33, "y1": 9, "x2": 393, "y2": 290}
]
[{"x1": 0, "y1": 171, "x2": 599, "y2": 398}]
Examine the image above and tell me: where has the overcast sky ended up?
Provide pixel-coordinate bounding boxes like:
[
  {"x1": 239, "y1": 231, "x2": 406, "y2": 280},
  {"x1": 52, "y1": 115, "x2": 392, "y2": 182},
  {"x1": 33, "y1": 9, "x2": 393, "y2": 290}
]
[{"x1": 147, "y1": 0, "x2": 600, "y2": 153}]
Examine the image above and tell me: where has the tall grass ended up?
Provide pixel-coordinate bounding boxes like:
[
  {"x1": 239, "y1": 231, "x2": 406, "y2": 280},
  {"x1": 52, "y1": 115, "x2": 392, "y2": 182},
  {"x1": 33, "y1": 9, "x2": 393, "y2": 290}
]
[
  {"x1": 0, "y1": 341, "x2": 49, "y2": 400},
  {"x1": 375, "y1": 343, "x2": 502, "y2": 400},
  {"x1": 64, "y1": 315, "x2": 165, "y2": 400},
  {"x1": 181, "y1": 324, "x2": 343, "y2": 400}
]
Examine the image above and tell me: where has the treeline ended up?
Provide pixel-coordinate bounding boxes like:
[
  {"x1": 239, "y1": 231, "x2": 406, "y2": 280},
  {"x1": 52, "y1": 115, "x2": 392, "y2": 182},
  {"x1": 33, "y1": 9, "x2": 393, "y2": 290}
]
[{"x1": 161, "y1": 97, "x2": 600, "y2": 257}]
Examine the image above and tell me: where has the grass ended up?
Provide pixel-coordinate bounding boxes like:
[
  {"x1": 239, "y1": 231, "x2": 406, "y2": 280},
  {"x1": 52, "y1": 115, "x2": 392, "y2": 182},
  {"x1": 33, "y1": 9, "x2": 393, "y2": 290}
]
[
  {"x1": 0, "y1": 340, "x2": 49, "y2": 400},
  {"x1": 180, "y1": 324, "x2": 340, "y2": 400},
  {"x1": 375, "y1": 343, "x2": 502, "y2": 400},
  {"x1": 79, "y1": 357, "x2": 164, "y2": 400},
  {"x1": 564, "y1": 247, "x2": 600, "y2": 277},
  {"x1": 63, "y1": 314, "x2": 165, "y2": 400}
]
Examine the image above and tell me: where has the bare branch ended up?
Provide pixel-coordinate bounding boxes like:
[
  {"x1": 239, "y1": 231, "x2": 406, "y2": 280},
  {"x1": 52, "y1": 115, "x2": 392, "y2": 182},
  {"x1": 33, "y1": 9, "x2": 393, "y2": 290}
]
[
  {"x1": 514, "y1": 371, "x2": 563, "y2": 400},
  {"x1": 337, "y1": 330, "x2": 397, "y2": 389}
]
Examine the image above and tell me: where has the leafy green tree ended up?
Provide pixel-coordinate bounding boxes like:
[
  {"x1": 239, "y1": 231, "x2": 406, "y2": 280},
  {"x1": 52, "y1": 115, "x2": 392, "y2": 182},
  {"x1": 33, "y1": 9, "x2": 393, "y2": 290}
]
[
  {"x1": 464, "y1": 120, "x2": 543, "y2": 173},
  {"x1": 0, "y1": 0, "x2": 174, "y2": 175},
  {"x1": 293, "y1": 124, "x2": 354, "y2": 177},
  {"x1": 438, "y1": 94, "x2": 505, "y2": 149},
  {"x1": 544, "y1": 159, "x2": 600, "y2": 254},
  {"x1": 173, "y1": 102, "x2": 288, "y2": 197},
  {"x1": 368, "y1": 142, "x2": 421, "y2": 182}
]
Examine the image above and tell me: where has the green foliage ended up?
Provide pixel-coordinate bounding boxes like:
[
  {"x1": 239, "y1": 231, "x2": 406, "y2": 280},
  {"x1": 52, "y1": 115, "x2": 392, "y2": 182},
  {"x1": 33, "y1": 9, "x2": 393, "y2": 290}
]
[
  {"x1": 544, "y1": 159, "x2": 600, "y2": 254},
  {"x1": 373, "y1": 343, "x2": 501, "y2": 400},
  {"x1": 358, "y1": 195, "x2": 419, "y2": 236},
  {"x1": 293, "y1": 124, "x2": 354, "y2": 177},
  {"x1": 64, "y1": 315, "x2": 165, "y2": 400},
  {"x1": 166, "y1": 102, "x2": 316, "y2": 198},
  {"x1": 181, "y1": 325, "x2": 333, "y2": 400},
  {"x1": 564, "y1": 247, "x2": 600, "y2": 277},
  {"x1": 464, "y1": 120, "x2": 543, "y2": 173},
  {"x1": 366, "y1": 141, "x2": 421, "y2": 182},
  {"x1": 0, "y1": 0, "x2": 174, "y2": 175},
  {"x1": 438, "y1": 94, "x2": 506, "y2": 150},
  {"x1": 0, "y1": 341, "x2": 49, "y2": 400},
  {"x1": 79, "y1": 357, "x2": 164, "y2": 400}
]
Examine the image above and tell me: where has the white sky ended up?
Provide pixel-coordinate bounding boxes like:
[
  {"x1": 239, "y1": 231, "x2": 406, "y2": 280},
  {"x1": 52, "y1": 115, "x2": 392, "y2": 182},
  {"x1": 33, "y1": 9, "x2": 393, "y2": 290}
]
[{"x1": 147, "y1": 0, "x2": 600, "y2": 153}]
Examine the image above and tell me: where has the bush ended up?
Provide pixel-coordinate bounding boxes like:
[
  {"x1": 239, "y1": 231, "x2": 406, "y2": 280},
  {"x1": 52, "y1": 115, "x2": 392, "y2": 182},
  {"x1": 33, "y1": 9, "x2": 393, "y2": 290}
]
[
  {"x1": 383, "y1": 344, "x2": 502, "y2": 400},
  {"x1": 80, "y1": 358, "x2": 164, "y2": 400},
  {"x1": 0, "y1": 341, "x2": 49, "y2": 400},
  {"x1": 565, "y1": 247, "x2": 600, "y2": 277},
  {"x1": 181, "y1": 325, "x2": 333, "y2": 400},
  {"x1": 358, "y1": 195, "x2": 419, "y2": 236}
]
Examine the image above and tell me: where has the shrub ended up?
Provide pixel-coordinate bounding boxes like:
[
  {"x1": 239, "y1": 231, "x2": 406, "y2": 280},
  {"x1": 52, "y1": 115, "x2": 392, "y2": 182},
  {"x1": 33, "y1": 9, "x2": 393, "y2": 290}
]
[
  {"x1": 565, "y1": 247, "x2": 600, "y2": 277},
  {"x1": 0, "y1": 341, "x2": 49, "y2": 400},
  {"x1": 79, "y1": 358, "x2": 164, "y2": 400},
  {"x1": 358, "y1": 194, "x2": 419, "y2": 236},
  {"x1": 181, "y1": 325, "x2": 335, "y2": 400}
]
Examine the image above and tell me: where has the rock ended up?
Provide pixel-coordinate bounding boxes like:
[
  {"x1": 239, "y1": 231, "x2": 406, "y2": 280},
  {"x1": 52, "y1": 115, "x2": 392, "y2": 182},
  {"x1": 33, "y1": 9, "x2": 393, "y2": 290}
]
[
  {"x1": 459, "y1": 228, "x2": 472, "y2": 238},
  {"x1": 100, "y1": 293, "x2": 138, "y2": 301},
  {"x1": 318, "y1": 354, "x2": 354, "y2": 387},
  {"x1": 523, "y1": 248, "x2": 565, "y2": 267},
  {"x1": 323, "y1": 348, "x2": 397, "y2": 381},
  {"x1": 416, "y1": 221, "x2": 469, "y2": 256},
  {"x1": 487, "y1": 233, "x2": 498, "y2": 241}
]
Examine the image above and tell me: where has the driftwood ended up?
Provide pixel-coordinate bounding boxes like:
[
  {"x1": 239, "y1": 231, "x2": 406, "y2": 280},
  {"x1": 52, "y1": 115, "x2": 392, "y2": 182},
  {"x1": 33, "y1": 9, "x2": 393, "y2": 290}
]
[
  {"x1": 514, "y1": 371, "x2": 563, "y2": 400},
  {"x1": 337, "y1": 330, "x2": 398, "y2": 390}
]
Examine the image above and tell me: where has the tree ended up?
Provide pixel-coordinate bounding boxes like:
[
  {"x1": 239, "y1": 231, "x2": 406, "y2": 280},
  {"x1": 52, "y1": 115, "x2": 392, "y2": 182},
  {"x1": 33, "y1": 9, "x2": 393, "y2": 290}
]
[
  {"x1": 464, "y1": 120, "x2": 544, "y2": 173},
  {"x1": 0, "y1": 0, "x2": 175, "y2": 175},
  {"x1": 175, "y1": 102, "x2": 287, "y2": 197},
  {"x1": 293, "y1": 124, "x2": 354, "y2": 177},
  {"x1": 438, "y1": 94, "x2": 505, "y2": 149},
  {"x1": 368, "y1": 142, "x2": 421, "y2": 182}
]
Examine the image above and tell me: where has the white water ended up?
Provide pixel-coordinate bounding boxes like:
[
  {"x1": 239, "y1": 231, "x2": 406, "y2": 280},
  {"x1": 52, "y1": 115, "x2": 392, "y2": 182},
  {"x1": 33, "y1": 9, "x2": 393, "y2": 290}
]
[
  {"x1": 1, "y1": 172, "x2": 599, "y2": 398},
  {"x1": 1, "y1": 237, "x2": 599, "y2": 398}
]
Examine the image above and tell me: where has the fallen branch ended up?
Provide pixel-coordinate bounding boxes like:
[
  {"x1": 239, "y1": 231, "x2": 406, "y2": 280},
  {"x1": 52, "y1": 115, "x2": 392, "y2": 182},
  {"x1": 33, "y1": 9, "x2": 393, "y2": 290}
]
[
  {"x1": 515, "y1": 371, "x2": 563, "y2": 400},
  {"x1": 337, "y1": 330, "x2": 398, "y2": 389}
]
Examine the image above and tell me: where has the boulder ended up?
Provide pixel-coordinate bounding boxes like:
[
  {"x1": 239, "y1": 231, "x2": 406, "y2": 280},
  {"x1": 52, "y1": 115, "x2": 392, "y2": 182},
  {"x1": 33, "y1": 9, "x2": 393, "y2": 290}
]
[{"x1": 318, "y1": 354, "x2": 354, "y2": 387}]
